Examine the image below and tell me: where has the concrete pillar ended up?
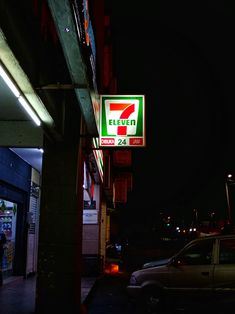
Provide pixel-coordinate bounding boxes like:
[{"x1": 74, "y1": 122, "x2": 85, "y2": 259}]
[{"x1": 35, "y1": 134, "x2": 84, "y2": 313}]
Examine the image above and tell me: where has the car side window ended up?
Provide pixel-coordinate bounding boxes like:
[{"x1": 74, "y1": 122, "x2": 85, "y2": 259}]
[
  {"x1": 219, "y1": 239, "x2": 235, "y2": 264},
  {"x1": 176, "y1": 240, "x2": 213, "y2": 266}
]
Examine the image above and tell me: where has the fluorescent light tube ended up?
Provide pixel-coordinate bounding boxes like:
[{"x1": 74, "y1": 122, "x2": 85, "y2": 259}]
[
  {"x1": 0, "y1": 63, "x2": 41, "y2": 126},
  {"x1": 18, "y1": 96, "x2": 41, "y2": 126},
  {"x1": 0, "y1": 64, "x2": 20, "y2": 97}
]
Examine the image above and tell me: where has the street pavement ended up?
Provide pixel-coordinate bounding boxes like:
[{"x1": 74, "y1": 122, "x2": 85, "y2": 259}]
[
  {"x1": 0, "y1": 268, "x2": 235, "y2": 314},
  {"x1": 85, "y1": 273, "x2": 235, "y2": 314},
  {"x1": 85, "y1": 273, "x2": 138, "y2": 314},
  {"x1": 0, "y1": 276, "x2": 35, "y2": 314},
  {"x1": 0, "y1": 275, "x2": 97, "y2": 314}
]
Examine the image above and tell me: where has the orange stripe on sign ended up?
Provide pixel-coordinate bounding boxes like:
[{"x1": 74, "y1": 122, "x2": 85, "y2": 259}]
[{"x1": 110, "y1": 103, "x2": 130, "y2": 110}]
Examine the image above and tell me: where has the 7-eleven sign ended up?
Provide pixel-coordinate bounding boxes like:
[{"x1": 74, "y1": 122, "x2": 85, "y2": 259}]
[{"x1": 99, "y1": 95, "x2": 145, "y2": 147}]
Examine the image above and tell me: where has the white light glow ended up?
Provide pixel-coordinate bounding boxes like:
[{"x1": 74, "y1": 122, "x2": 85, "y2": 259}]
[
  {"x1": 0, "y1": 30, "x2": 54, "y2": 126},
  {"x1": 18, "y1": 96, "x2": 41, "y2": 126},
  {"x1": 0, "y1": 64, "x2": 20, "y2": 97},
  {"x1": 0, "y1": 63, "x2": 41, "y2": 126}
]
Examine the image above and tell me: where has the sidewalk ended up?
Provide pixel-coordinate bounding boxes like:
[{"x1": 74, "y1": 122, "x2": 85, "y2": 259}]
[
  {"x1": 0, "y1": 275, "x2": 98, "y2": 313},
  {"x1": 81, "y1": 276, "x2": 98, "y2": 303}
]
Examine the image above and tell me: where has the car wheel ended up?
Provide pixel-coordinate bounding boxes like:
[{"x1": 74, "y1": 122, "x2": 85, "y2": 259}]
[{"x1": 143, "y1": 286, "x2": 164, "y2": 313}]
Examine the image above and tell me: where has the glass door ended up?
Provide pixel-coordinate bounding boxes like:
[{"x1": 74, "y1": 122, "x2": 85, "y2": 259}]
[{"x1": 0, "y1": 199, "x2": 17, "y2": 280}]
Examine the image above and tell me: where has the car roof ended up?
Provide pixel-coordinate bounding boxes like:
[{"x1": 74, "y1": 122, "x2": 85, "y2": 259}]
[
  {"x1": 187, "y1": 233, "x2": 235, "y2": 245},
  {"x1": 170, "y1": 234, "x2": 235, "y2": 257}
]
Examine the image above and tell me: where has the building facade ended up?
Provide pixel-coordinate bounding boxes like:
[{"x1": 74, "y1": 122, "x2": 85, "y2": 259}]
[{"x1": 0, "y1": 0, "x2": 133, "y2": 312}]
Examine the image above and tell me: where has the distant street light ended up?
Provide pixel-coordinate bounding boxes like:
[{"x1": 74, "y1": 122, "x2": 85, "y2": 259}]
[{"x1": 225, "y1": 174, "x2": 234, "y2": 224}]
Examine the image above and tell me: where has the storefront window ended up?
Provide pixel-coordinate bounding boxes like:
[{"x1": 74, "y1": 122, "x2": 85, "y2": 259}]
[{"x1": 0, "y1": 199, "x2": 17, "y2": 279}]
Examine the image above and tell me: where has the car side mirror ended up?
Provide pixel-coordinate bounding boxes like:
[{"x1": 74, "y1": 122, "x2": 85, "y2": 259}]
[{"x1": 170, "y1": 257, "x2": 177, "y2": 266}]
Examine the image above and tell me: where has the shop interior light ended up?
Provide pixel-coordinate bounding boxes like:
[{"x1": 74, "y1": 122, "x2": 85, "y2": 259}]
[{"x1": 0, "y1": 63, "x2": 41, "y2": 126}]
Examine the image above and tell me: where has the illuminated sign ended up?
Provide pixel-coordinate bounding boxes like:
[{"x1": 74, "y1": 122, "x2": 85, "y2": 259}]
[
  {"x1": 92, "y1": 138, "x2": 103, "y2": 181},
  {"x1": 99, "y1": 95, "x2": 146, "y2": 147},
  {"x1": 83, "y1": 210, "x2": 98, "y2": 224}
]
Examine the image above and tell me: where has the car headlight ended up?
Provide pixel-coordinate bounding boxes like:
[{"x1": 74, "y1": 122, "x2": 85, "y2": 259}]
[{"x1": 129, "y1": 274, "x2": 138, "y2": 285}]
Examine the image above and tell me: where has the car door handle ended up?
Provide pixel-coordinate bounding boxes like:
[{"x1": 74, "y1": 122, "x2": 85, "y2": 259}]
[{"x1": 201, "y1": 271, "x2": 209, "y2": 276}]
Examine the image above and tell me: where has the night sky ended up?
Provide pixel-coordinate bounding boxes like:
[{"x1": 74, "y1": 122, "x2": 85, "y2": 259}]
[{"x1": 108, "y1": 1, "x2": 235, "y2": 227}]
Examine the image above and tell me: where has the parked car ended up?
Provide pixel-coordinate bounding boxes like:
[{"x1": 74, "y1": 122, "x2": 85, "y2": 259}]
[{"x1": 126, "y1": 233, "x2": 235, "y2": 312}]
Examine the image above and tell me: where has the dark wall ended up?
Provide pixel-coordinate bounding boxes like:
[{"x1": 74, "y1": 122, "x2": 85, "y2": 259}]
[{"x1": 0, "y1": 148, "x2": 31, "y2": 193}]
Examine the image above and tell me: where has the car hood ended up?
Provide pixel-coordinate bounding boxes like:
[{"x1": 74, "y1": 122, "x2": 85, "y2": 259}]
[{"x1": 142, "y1": 257, "x2": 171, "y2": 269}]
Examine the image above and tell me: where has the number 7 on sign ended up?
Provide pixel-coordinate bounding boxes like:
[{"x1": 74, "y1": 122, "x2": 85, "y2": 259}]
[{"x1": 108, "y1": 103, "x2": 136, "y2": 136}]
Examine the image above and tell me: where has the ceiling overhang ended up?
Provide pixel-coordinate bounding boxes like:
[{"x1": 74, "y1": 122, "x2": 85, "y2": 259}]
[
  {"x1": 0, "y1": 28, "x2": 51, "y2": 148},
  {"x1": 0, "y1": 121, "x2": 43, "y2": 147},
  {"x1": 47, "y1": 0, "x2": 98, "y2": 137},
  {"x1": 0, "y1": 29, "x2": 54, "y2": 128}
]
